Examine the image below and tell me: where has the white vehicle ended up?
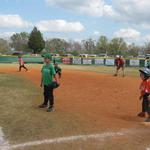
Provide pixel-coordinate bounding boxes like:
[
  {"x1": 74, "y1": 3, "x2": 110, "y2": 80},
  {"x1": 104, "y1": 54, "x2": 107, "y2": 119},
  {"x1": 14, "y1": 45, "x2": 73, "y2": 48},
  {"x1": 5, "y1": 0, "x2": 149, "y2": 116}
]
[
  {"x1": 63, "y1": 54, "x2": 73, "y2": 57},
  {"x1": 52, "y1": 54, "x2": 60, "y2": 57},
  {"x1": 98, "y1": 54, "x2": 108, "y2": 58},
  {"x1": 145, "y1": 54, "x2": 150, "y2": 59},
  {"x1": 88, "y1": 54, "x2": 97, "y2": 57},
  {"x1": 79, "y1": 54, "x2": 89, "y2": 58},
  {"x1": 137, "y1": 55, "x2": 145, "y2": 59}
]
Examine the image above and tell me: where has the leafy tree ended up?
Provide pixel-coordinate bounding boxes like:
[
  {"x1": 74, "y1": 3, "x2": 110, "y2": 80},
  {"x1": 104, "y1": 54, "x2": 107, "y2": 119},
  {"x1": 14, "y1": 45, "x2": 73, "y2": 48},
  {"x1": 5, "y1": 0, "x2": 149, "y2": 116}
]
[
  {"x1": 82, "y1": 38, "x2": 96, "y2": 54},
  {"x1": 28, "y1": 27, "x2": 45, "y2": 54},
  {"x1": 109, "y1": 37, "x2": 127, "y2": 56},
  {"x1": 10, "y1": 32, "x2": 29, "y2": 52},
  {"x1": 0, "y1": 38, "x2": 10, "y2": 54},
  {"x1": 126, "y1": 43, "x2": 140, "y2": 57},
  {"x1": 96, "y1": 36, "x2": 109, "y2": 54},
  {"x1": 45, "y1": 38, "x2": 68, "y2": 54}
]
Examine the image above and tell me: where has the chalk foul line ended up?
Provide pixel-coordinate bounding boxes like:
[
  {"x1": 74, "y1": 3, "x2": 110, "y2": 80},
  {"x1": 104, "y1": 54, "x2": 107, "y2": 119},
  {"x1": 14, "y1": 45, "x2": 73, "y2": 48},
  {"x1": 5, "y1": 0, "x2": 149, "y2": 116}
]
[
  {"x1": 0, "y1": 127, "x2": 10, "y2": 150},
  {"x1": 2, "y1": 127, "x2": 147, "y2": 150},
  {"x1": 10, "y1": 129, "x2": 132, "y2": 149}
]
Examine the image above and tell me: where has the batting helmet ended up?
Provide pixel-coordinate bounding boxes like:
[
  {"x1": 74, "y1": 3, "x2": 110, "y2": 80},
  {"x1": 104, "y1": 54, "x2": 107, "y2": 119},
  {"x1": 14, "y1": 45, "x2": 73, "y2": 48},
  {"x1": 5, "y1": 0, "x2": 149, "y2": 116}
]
[{"x1": 139, "y1": 68, "x2": 150, "y2": 77}]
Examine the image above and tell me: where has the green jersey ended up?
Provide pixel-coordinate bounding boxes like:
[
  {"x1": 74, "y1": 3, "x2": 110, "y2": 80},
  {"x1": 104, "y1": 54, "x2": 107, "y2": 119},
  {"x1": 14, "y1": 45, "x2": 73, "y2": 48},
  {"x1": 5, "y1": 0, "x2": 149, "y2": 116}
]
[{"x1": 41, "y1": 64, "x2": 56, "y2": 86}]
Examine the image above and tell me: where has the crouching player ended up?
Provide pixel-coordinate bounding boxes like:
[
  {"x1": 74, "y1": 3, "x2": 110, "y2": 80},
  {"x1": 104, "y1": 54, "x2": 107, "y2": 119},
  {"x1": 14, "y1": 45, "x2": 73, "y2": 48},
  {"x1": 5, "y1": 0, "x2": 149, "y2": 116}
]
[
  {"x1": 39, "y1": 53, "x2": 59, "y2": 112},
  {"x1": 138, "y1": 68, "x2": 150, "y2": 123}
]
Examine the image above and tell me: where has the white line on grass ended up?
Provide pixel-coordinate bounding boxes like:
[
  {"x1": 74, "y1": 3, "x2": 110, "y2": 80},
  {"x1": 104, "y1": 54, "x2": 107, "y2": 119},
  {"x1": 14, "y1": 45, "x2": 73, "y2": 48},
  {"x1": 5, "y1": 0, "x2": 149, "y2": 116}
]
[
  {"x1": 10, "y1": 129, "x2": 132, "y2": 149},
  {"x1": 0, "y1": 127, "x2": 10, "y2": 150}
]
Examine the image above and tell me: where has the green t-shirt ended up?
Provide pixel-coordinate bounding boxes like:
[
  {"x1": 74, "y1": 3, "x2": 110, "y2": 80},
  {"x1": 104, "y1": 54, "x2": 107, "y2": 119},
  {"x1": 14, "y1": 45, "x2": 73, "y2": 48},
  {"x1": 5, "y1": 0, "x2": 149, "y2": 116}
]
[{"x1": 41, "y1": 64, "x2": 56, "y2": 86}]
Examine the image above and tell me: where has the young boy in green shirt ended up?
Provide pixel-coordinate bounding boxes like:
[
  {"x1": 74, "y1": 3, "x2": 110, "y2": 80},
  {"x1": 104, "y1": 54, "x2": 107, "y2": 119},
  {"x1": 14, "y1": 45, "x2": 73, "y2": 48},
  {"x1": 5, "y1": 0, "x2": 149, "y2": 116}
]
[{"x1": 39, "y1": 53, "x2": 59, "y2": 112}]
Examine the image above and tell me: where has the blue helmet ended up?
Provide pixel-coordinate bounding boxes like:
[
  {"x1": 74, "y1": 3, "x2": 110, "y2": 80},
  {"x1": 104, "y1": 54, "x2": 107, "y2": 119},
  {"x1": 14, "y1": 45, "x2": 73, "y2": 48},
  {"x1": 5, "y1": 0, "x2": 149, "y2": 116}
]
[{"x1": 139, "y1": 68, "x2": 150, "y2": 77}]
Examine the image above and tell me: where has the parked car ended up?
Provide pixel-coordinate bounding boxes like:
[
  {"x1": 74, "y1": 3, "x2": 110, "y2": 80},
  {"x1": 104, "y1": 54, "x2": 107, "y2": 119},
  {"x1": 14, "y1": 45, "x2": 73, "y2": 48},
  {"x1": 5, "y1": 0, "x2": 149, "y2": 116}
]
[
  {"x1": 88, "y1": 54, "x2": 97, "y2": 57},
  {"x1": 98, "y1": 54, "x2": 108, "y2": 58},
  {"x1": 62, "y1": 54, "x2": 73, "y2": 57},
  {"x1": 79, "y1": 54, "x2": 89, "y2": 58}
]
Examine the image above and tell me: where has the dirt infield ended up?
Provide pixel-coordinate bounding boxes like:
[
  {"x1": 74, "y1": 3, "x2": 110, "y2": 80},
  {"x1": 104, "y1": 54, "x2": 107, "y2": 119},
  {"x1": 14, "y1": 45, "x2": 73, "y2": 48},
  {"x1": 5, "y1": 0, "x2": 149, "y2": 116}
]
[
  {"x1": 1, "y1": 65, "x2": 150, "y2": 150},
  {"x1": 0, "y1": 65, "x2": 144, "y2": 130}
]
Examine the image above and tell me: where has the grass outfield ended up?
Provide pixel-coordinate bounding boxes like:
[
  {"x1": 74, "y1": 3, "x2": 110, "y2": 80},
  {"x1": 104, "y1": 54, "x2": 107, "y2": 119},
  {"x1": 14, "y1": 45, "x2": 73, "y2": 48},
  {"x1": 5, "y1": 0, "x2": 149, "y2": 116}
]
[{"x1": 60, "y1": 65, "x2": 139, "y2": 77}]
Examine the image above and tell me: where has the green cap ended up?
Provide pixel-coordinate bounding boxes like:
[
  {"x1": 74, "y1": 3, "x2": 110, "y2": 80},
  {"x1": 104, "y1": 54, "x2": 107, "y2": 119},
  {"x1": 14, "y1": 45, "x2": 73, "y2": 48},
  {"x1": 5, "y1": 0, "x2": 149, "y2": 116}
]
[{"x1": 42, "y1": 53, "x2": 52, "y2": 60}]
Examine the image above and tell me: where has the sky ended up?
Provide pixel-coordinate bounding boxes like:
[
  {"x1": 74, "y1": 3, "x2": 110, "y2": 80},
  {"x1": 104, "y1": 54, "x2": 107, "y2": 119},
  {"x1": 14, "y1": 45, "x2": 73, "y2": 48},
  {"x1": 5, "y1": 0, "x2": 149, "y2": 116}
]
[{"x1": 0, "y1": 0, "x2": 150, "y2": 44}]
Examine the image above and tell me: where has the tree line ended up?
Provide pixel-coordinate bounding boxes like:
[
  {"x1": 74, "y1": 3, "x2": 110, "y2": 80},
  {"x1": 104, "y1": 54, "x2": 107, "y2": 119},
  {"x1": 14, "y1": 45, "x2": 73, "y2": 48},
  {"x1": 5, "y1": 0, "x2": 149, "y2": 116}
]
[{"x1": 0, "y1": 27, "x2": 150, "y2": 57}]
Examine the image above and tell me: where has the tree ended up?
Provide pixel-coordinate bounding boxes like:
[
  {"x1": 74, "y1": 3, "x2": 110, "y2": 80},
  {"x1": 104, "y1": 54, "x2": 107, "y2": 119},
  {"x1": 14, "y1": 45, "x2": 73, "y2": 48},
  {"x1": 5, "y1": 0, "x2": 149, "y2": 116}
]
[
  {"x1": 10, "y1": 32, "x2": 29, "y2": 52},
  {"x1": 45, "y1": 38, "x2": 68, "y2": 55},
  {"x1": 144, "y1": 41, "x2": 150, "y2": 54},
  {"x1": 126, "y1": 43, "x2": 140, "y2": 57},
  {"x1": 109, "y1": 37, "x2": 127, "y2": 56},
  {"x1": 82, "y1": 38, "x2": 96, "y2": 54},
  {"x1": 96, "y1": 36, "x2": 109, "y2": 54},
  {"x1": 28, "y1": 27, "x2": 45, "y2": 54},
  {"x1": 0, "y1": 38, "x2": 10, "y2": 54}
]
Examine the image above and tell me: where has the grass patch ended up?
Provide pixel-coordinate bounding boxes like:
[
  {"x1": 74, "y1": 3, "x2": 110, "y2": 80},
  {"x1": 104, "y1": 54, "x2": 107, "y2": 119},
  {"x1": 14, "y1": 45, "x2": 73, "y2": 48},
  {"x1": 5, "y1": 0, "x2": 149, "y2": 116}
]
[
  {"x1": 60, "y1": 65, "x2": 140, "y2": 77},
  {"x1": 0, "y1": 73, "x2": 89, "y2": 145}
]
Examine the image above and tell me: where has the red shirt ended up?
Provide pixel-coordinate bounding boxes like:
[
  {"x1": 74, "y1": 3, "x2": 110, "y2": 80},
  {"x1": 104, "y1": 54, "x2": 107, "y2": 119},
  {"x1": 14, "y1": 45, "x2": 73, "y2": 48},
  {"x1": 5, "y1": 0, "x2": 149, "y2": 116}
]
[
  {"x1": 140, "y1": 79, "x2": 150, "y2": 96},
  {"x1": 18, "y1": 58, "x2": 24, "y2": 65},
  {"x1": 115, "y1": 58, "x2": 124, "y2": 66}
]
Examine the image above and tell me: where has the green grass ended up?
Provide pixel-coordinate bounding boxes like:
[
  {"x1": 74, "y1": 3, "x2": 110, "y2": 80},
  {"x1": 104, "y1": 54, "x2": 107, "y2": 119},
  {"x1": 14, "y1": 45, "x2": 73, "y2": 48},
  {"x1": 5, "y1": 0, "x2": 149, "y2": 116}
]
[
  {"x1": 0, "y1": 73, "x2": 89, "y2": 145},
  {"x1": 60, "y1": 65, "x2": 140, "y2": 77}
]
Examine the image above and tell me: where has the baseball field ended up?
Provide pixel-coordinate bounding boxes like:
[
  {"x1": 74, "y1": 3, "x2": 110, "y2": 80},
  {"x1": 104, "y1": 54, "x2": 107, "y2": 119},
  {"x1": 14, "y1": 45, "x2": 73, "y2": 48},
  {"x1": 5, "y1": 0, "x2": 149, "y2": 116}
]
[{"x1": 0, "y1": 64, "x2": 150, "y2": 150}]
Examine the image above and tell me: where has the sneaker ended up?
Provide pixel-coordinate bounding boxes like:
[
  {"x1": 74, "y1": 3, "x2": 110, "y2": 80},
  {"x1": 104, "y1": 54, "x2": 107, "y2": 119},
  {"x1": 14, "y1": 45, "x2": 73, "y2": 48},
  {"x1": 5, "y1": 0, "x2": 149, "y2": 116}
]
[
  {"x1": 145, "y1": 117, "x2": 150, "y2": 122},
  {"x1": 141, "y1": 118, "x2": 150, "y2": 126},
  {"x1": 39, "y1": 104, "x2": 47, "y2": 108},
  {"x1": 47, "y1": 107, "x2": 55, "y2": 112},
  {"x1": 137, "y1": 112, "x2": 146, "y2": 118},
  {"x1": 114, "y1": 74, "x2": 117, "y2": 77}
]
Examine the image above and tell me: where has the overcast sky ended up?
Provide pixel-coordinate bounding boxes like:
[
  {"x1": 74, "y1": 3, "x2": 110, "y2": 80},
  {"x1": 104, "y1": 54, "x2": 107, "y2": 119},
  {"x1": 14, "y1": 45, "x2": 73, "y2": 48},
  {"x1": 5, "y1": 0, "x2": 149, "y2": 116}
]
[{"x1": 0, "y1": 0, "x2": 150, "y2": 44}]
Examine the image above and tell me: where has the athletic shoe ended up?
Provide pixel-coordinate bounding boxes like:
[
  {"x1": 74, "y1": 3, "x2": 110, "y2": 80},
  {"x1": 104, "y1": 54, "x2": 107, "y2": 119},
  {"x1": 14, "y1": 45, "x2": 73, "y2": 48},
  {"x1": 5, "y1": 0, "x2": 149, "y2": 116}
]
[
  {"x1": 141, "y1": 117, "x2": 150, "y2": 126},
  {"x1": 39, "y1": 104, "x2": 47, "y2": 108},
  {"x1": 145, "y1": 117, "x2": 150, "y2": 122},
  {"x1": 113, "y1": 74, "x2": 117, "y2": 77},
  {"x1": 47, "y1": 107, "x2": 55, "y2": 112},
  {"x1": 137, "y1": 112, "x2": 146, "y2": 118}
]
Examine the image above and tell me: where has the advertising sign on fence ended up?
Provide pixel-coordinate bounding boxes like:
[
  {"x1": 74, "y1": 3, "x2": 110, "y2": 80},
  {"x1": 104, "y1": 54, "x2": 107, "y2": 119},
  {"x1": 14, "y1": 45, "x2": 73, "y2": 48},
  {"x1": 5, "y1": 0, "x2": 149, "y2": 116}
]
[
  {"x1": 83, "y1": 59, "x2": 92, "y2": 65},
  {"x1": 73, "y1": 58, "x2": 82, "y2": 64},
  {"x1": 105, "y1": 59, "x2": 114, "y2": 66},
  {"x1": 94, "y1": 59, "x2": 104, "y2": 65},
  {"x1": 62, "y1": 58, "x2": 71, "y2": 64},
  {"x1": 130, "y1": 60, "x2": 140, "y2": 66}
]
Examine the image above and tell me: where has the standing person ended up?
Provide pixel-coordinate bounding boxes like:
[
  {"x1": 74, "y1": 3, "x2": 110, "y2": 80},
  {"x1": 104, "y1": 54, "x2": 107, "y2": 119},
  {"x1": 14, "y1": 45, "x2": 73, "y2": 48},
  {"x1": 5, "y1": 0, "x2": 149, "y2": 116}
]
[
  {"x1": 39, "y1": 53, "x2": 59, "y2": 112},
  {"x1": 18, "y1": 55, "x2": 28, "y2": 72},
  {"x1": 54, "y1": 63, "x2": 62, "y2": 79},
  {"x1": 114, "y1": 55, "x2": 125, "y2": 77},
  {"x1": 138, "y1": 68, "x2": 150, "y2": 123}
]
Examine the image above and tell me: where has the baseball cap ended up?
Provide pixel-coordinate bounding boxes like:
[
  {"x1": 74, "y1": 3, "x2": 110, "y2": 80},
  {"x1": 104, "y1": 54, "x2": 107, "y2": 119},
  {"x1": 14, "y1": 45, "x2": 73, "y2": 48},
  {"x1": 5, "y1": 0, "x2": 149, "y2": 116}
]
[{"x1": 42, "y1": 53, "x2": 52, "y2": 60}]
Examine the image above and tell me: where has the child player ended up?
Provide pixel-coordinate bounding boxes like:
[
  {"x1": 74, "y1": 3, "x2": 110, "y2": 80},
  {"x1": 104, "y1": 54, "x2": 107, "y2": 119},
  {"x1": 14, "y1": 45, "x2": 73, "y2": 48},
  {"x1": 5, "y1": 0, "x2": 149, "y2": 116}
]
[
  {"x1": 114, "y1": 55, "x2": 125, "y2": 77},
  {"x1": 39, "y1": 53, "x2": 59, "y2": 112},
  {"x1": 54, "y1": 63, "x2": 62, "y2": 79},
  {"x1": 138, "y1": 68, "x2": 150, "y2": 123},
  {"x1": 18, "y1": 55, "x2": 28, "y2": 72}
]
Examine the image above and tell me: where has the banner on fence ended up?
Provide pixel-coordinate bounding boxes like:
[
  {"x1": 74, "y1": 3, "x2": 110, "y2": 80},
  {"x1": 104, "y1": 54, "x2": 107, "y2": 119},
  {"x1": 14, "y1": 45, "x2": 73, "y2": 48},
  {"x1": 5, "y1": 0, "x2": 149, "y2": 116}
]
[
  {"x1": 83, "y1": 59, "x2": 92, "y2": 65},
  {"x1": 73, "y1": 58, "x2": 82, "y2": 64},
  {"x1": 130, "y1": 60, "x2": 140, "y2": 66},
  {"x1": 105, "y1": 59, "x2": 114, "y2": 66},
  {"x1": 94, "y1": 59, "x2": 104, "y2": 65},
  {"x1": 62, "y1": 58, "x2": 71, "y2": 64}
]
